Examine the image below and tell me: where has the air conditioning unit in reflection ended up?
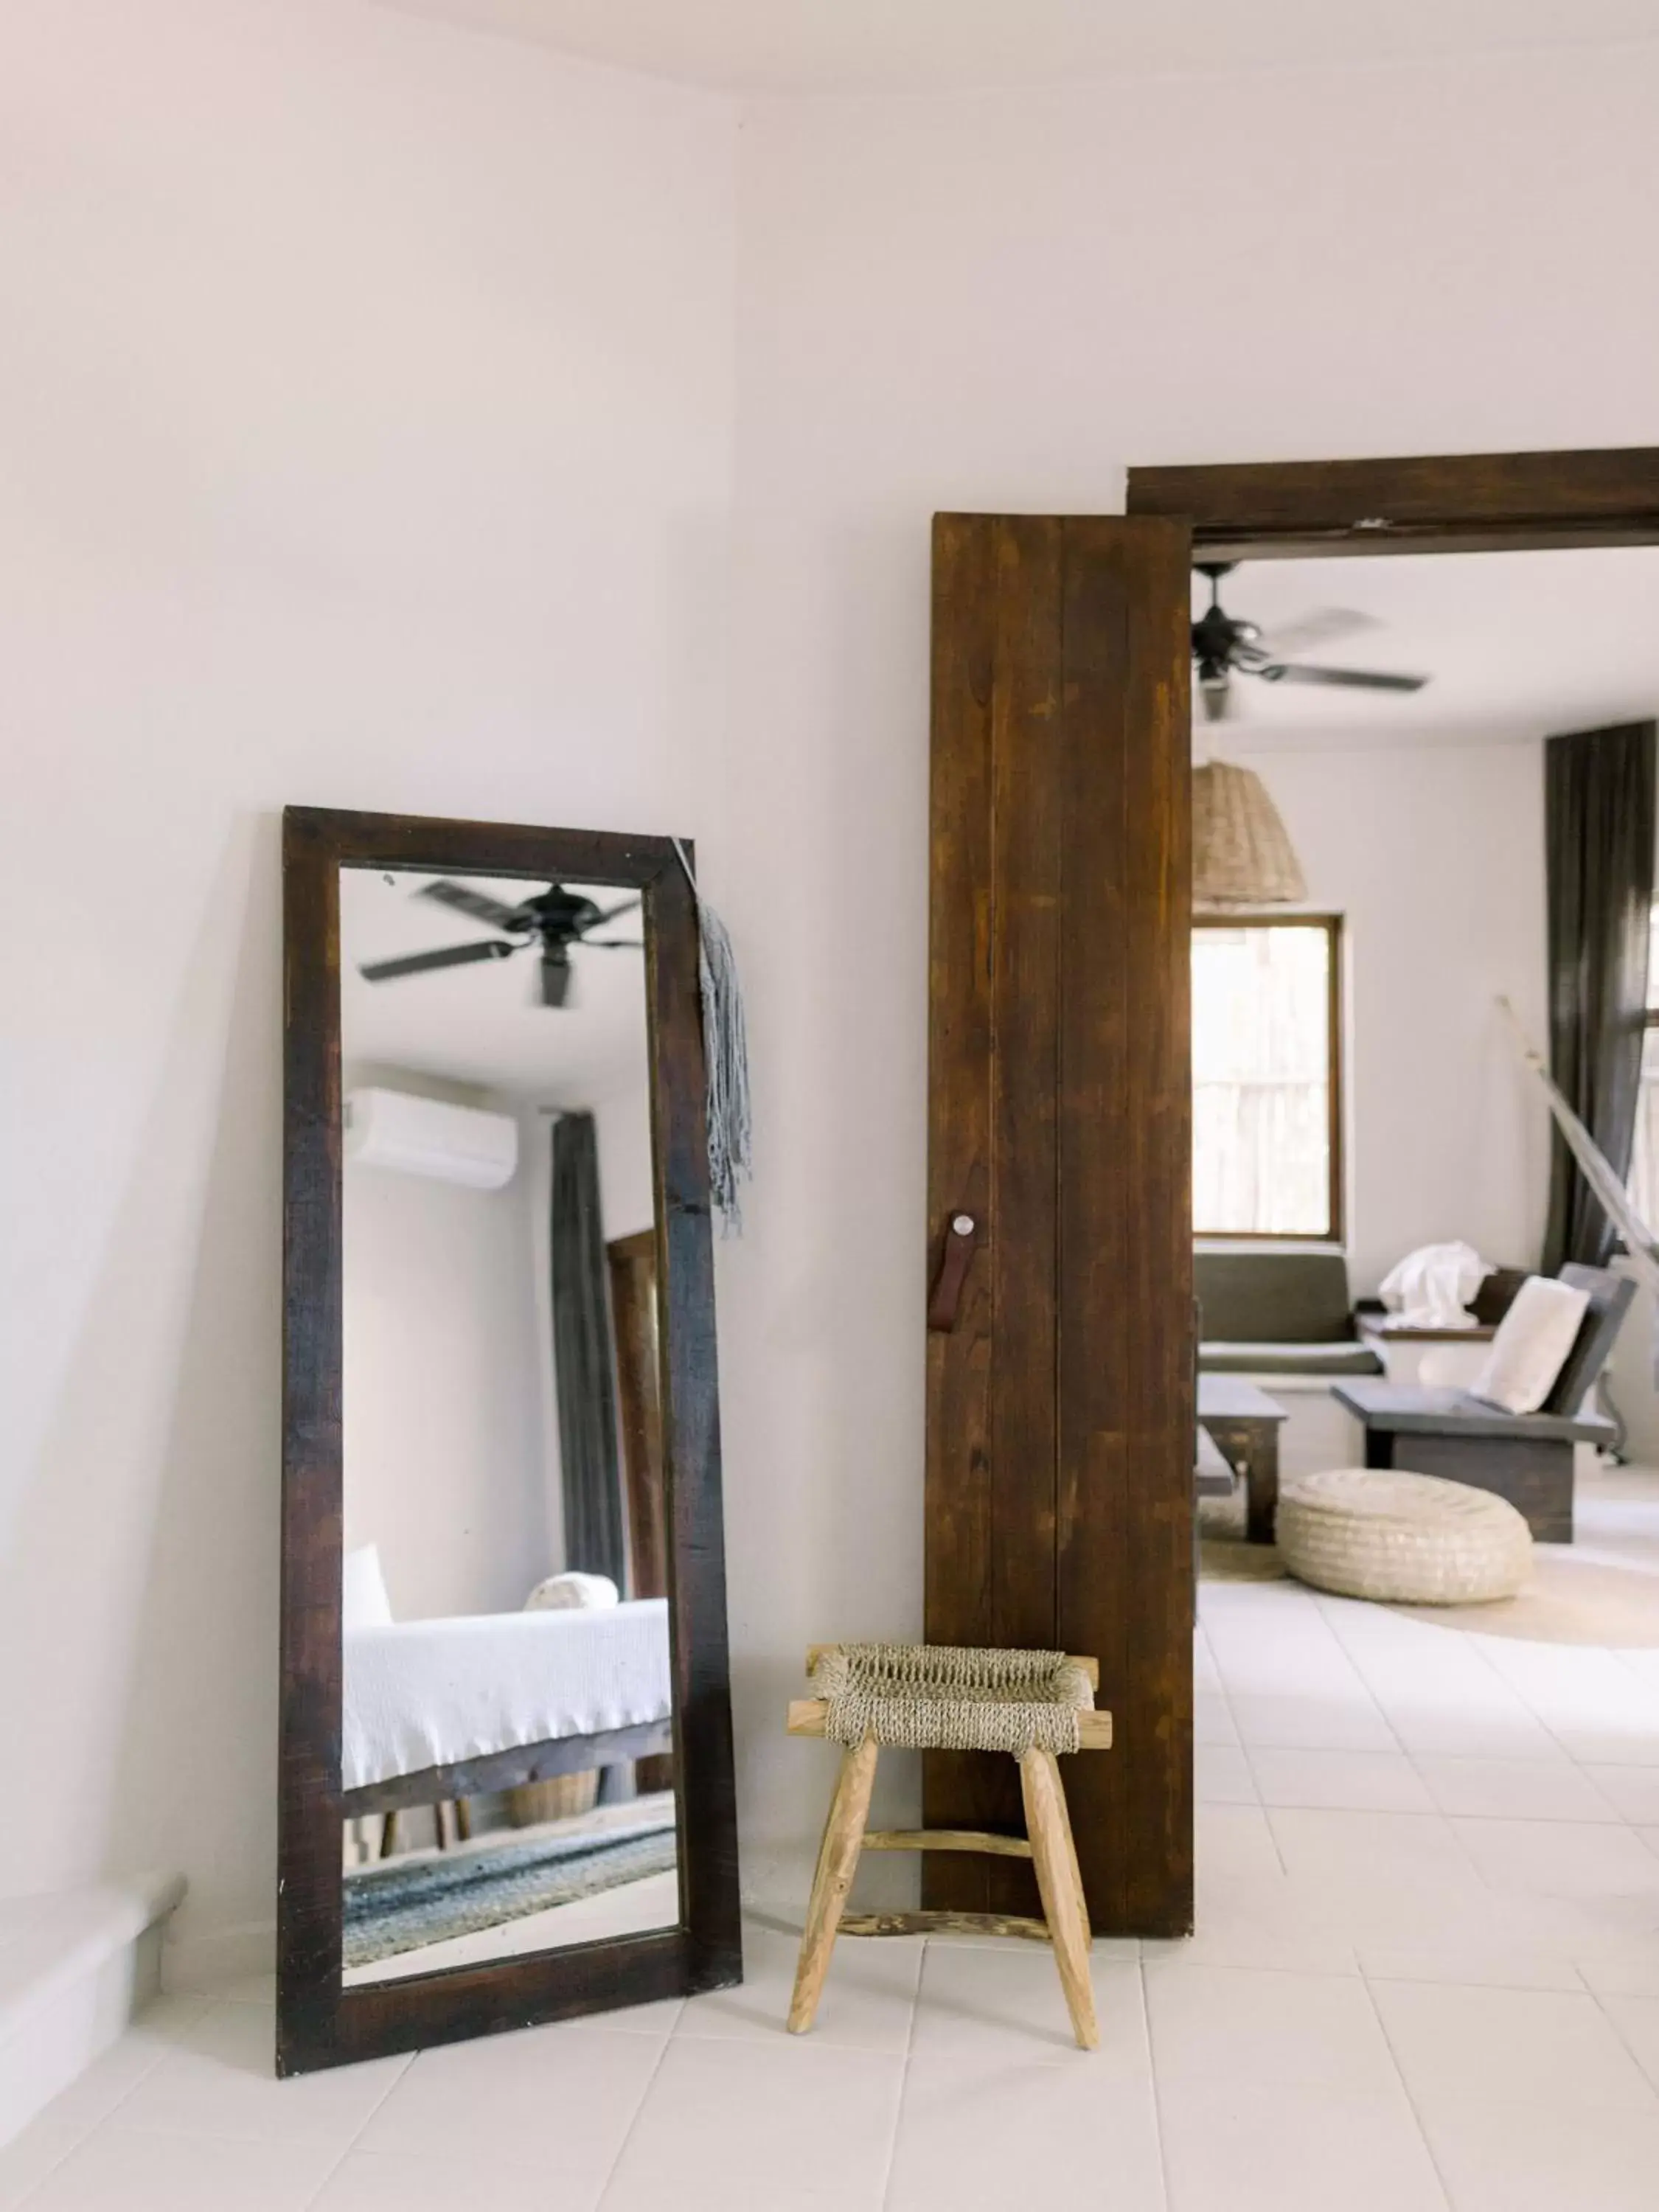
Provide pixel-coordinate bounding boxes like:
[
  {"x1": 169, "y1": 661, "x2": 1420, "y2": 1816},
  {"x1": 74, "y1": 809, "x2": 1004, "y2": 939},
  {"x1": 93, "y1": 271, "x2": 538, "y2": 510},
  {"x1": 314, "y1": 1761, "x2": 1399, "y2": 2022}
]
[{"x1": 344, "y1": 1088, "x2": 518, "y2": 1190}]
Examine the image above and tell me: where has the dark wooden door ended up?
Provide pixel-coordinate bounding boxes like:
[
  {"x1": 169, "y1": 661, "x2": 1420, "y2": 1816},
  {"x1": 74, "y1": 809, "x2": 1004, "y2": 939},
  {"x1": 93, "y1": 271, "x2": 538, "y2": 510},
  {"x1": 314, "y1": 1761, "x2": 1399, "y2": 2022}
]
[{"x1": 924, "y1": 514, "x2": 1194, "y2": 1937}]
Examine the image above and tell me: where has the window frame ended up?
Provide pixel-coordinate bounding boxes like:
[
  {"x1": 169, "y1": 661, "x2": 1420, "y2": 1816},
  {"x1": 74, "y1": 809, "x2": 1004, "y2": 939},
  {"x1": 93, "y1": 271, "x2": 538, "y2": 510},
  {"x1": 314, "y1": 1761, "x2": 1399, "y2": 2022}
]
[{"x1": 1192, "y1": 911, "x2": 1346, "y2": 1246}]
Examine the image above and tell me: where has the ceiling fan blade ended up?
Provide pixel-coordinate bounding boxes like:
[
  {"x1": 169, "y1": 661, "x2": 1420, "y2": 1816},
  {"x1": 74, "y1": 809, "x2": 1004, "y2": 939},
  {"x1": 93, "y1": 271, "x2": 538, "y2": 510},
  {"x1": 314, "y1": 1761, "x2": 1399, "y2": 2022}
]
[
  {"x1": 538, "y1": 948, "x2": 574, "y2": 1008},
  {"x1": 588, "y1": 897, "x2": 641, "y2": 930},
  {"x1": 1257, "y1": 662, "x2": 1428, "y2": 693},
  {"x1": 580, "y1": 939, "x2": 644, "y2": 950},
  {"x1": 359, "y1": 939, "x2": 519, "y2": 982},
  {"x1": 1257, "y1": 607, "x2": 1377, "y2": 659},
  {"x1": 416, "y1": 880, "x2": 536, "y2": 931}
]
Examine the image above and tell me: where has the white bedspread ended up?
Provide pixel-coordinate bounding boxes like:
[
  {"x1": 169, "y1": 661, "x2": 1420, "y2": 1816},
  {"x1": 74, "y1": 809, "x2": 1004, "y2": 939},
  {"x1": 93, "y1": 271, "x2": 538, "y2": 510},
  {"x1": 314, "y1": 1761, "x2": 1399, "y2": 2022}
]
[{"x1": 342, "y1": 1599, "x2": 671, "y2": 1792}]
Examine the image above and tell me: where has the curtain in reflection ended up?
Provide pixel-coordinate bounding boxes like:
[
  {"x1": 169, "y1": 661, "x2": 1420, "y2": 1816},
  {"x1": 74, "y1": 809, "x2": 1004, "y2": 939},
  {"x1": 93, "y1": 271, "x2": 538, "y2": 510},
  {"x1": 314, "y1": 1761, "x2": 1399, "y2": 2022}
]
[
  {"x1": 1543, "y1": 720, "x2": 1656, "y2": 1271},
  {"x1": 550, "y1": 1113, "x2": 627, "y2": 1588}
]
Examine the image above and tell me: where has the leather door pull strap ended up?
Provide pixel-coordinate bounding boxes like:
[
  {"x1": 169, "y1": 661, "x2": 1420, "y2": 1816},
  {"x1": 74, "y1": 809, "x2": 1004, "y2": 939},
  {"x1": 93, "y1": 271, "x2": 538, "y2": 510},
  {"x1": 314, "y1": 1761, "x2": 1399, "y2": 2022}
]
[{"x1": 928, "y1": 1212, "x2": 980, "y2": 1332}]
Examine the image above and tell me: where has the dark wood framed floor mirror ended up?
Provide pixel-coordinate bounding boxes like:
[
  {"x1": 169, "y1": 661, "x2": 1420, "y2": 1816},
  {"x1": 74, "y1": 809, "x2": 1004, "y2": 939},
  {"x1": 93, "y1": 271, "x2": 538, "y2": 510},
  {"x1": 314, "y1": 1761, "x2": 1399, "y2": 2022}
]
[
  {"x1": 924, "y1": 450, "x2": 1659, "y2": 1938},
  {"x1": 279, "y1": 807, "x2": 740, "y2": 2076}
]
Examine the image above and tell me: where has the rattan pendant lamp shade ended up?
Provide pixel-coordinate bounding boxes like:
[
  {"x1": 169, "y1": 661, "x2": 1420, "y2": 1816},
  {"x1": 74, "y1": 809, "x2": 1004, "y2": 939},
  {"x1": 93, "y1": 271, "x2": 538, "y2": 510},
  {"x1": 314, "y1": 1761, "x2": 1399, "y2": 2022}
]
[{"x1": 1192, "y1": 759, "x2": 1307, "y2": 906}]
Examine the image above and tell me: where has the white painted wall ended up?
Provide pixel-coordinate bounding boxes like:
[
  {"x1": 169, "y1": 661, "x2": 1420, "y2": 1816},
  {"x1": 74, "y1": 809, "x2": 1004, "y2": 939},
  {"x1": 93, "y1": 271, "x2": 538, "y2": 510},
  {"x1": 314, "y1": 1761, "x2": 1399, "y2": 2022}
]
[
  {"x1": 10, "y1": 0, "x2": 1659, "y2": 1969},
  {"x1": 720, "y1": 45, "x2": 1659, "y2": 1905},
  {"x1": 343, "y1": 1136, "x2": 554, "y2": 1623},
  {"x1": 0, "y1": 0, "x2": 735, "y2": 1972},
  {"x1": 1227, "y1": 737, "x2": 1553, "y2": 1297},
  {"x1": 593, "y1": 1085, "x2": 658, "y2": 1242}
]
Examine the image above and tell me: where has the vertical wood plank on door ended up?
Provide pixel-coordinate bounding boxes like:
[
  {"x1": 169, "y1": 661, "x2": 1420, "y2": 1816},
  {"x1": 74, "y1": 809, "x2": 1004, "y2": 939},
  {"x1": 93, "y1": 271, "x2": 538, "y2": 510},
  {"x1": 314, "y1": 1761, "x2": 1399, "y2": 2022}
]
[
  {"x1": 986, "y1": 517, "x2": 1065, "y2": 1691},
  {"x1": 924, "y1": 513, "x2": 1003, "y2": 1915},
  {"x1": 924, "y1": 514, "x2": 1194, "y2": 1936},
  {"x1": 1056, "y1": 518, "x2": 1194, "y2": 1935},
  {"x1": 923, "y1": 518, "x2": 1069, "y2": 1916}
]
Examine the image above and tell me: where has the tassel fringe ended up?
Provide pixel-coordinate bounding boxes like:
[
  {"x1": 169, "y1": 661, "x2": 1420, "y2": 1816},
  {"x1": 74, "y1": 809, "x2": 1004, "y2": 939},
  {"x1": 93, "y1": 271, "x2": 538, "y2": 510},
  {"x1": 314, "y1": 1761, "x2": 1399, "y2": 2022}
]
[{"x1": 673, "y1": 841, "x2": 751, "y2": 1233}]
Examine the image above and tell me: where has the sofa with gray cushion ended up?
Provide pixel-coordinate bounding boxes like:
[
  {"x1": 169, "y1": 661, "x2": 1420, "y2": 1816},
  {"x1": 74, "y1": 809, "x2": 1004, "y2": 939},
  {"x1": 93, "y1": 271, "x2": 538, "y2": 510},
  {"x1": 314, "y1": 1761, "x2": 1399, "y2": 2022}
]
[{"x1": 1196, "y1": 1248, "x2": 1383, "y2": 1380}]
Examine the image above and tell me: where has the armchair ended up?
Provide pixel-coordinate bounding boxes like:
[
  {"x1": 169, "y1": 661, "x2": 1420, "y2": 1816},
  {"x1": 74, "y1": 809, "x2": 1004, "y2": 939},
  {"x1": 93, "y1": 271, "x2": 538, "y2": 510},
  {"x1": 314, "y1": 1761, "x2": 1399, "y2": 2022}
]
[{"x1": 1332, "y1": 1264, "x2": 1634, "y2": 1540}]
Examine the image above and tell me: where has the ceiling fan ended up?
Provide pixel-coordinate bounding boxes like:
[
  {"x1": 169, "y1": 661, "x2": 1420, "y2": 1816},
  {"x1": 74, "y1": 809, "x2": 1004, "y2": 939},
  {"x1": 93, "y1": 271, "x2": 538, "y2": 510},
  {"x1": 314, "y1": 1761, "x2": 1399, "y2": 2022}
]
[
  {"x1": 358, "y1": 880, "x2": 642, "y2": 1009},
  {"x1": 1192, "y1": 563, "x2": 1431, "y2": 721}
]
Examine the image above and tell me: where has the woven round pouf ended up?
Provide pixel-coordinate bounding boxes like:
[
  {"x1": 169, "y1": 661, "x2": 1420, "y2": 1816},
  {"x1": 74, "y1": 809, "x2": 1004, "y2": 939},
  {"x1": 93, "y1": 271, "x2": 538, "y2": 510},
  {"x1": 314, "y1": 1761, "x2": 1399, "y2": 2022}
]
[{"x1": 1276, "y1": 1468, "x2": 1533, "y2": 1604}]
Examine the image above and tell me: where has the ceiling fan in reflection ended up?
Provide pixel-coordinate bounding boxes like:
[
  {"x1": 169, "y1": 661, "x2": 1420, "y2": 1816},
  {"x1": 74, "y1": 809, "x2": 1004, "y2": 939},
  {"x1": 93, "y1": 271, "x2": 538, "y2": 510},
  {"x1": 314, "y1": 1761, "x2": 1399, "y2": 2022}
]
[
  {"x1": 1192, "y1": 563, "x2": 1432, "y2": 721},
  {"x1": 358, "y1": 880, "x2": 642, "y2": 1009}
]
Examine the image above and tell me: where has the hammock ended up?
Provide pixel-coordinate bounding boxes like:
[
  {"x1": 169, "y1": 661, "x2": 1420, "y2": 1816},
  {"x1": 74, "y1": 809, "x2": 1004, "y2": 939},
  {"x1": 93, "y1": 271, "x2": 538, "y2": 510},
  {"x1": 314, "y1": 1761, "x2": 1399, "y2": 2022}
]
[{"x1": 1497, "y1": 996, "x2": 1659, "y2": 1326}]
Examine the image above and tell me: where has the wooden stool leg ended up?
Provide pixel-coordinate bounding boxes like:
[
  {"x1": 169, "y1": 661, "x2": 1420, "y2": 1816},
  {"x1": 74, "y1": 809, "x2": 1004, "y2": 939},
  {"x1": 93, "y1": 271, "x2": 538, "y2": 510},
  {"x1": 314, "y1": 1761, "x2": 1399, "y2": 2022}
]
[
  {"x1": 1049, "y1": 1762, "x2": 1092, "y2": 1950},
  {"x1": 788, "y1": 1738, "x2": 879, "y2": 2035},
  {"x1": 1020, "y1": 1747, "x2": 1099, "y2": 2051}
]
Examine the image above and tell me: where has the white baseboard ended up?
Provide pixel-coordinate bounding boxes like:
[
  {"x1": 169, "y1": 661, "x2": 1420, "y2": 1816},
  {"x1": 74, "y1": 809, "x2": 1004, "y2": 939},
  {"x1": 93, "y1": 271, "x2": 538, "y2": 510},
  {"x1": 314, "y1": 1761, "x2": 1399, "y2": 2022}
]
[{"x1": 0, "y1": 1875, "x2": 183, "y2": 2149}]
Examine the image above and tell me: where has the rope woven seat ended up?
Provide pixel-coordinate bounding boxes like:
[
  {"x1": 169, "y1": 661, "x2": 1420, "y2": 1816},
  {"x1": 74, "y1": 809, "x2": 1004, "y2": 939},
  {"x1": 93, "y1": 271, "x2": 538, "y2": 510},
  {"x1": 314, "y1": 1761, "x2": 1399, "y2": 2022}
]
[
  {"x1": 785, "y1": 1641, "x2": 1113, "y2": 2050},
  {"x1": 810, "y1": 1642, "x2": 1095, "y2": 1756}
]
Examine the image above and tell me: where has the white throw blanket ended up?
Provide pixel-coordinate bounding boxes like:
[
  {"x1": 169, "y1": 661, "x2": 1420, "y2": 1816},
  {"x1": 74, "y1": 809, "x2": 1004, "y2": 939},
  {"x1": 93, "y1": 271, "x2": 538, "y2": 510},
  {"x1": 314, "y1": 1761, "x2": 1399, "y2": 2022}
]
[
  {"x1": 343, "y1": 1598, "x2": 671, "y2": 1792},
  {"x1": 1379, "y1": 1242, "x2": 1493, "y2": 1330}
]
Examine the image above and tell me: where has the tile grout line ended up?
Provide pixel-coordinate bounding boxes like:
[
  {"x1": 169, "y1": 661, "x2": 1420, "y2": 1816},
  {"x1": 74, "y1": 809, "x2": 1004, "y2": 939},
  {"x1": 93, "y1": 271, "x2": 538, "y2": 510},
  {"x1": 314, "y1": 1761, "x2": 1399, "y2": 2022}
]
[
  {"x1": 1252, "y1": 1607, "x2": 1645, "y2": 1823},
  {"x1": 1208, "y1": 1596, "x2": 1411, "y2": 1765},
  {"x1": 589, "y1": 2014, "x2": 682, "y2": 2211},
  {"x1": 1457, "y1": 1624, "x2": 1631, "y2": 1778},
  {"x1": 10, "y1": 1994, "x2": 240, "y2": 2212},
  {"x1": 1196, "y1": 1601, "x2": 1289, "y2": 1872},
  {"x1": 293, "y1": 2006, "x2": 420, "y2": 2212},
  {"x1": 875, "y1": 1935, "x2": 925, "y2": 2211},
  {"x1": 1584, "y1": 1977, "x2": 1659, "y2": 2101},
  {"x1": 1430, "y1": 1630, "x2": 1659, "y2": 1881},
  {"x1": 1352, "y1": 1969, "x2": 1458, "y2": 2212},
  {"x1": 7, "y1": 2008, "x2": 195, "y2": 2212},
  {"x1": 1135, "y1": 1957, "x2": 1175, "y2": 2212}
]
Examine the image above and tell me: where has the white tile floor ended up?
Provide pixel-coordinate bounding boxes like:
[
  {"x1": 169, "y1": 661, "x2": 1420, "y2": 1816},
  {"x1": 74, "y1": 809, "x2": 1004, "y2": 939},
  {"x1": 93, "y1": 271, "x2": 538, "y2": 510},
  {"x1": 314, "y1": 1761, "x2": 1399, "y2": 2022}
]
[{"x1": 6, "y1": 1471, "x2": 1659, "y2": 2210}]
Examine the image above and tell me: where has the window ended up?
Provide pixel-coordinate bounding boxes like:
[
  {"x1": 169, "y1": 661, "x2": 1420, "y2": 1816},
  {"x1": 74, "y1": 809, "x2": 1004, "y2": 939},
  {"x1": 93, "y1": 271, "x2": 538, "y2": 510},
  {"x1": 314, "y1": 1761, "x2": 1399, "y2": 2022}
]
[
  {"x1": 1192, "y1": 917, "x2": 1343, "y2": 1240},
  {"x1": 1627, "y1": 906, "x2": 1659, "y2": 1228}
]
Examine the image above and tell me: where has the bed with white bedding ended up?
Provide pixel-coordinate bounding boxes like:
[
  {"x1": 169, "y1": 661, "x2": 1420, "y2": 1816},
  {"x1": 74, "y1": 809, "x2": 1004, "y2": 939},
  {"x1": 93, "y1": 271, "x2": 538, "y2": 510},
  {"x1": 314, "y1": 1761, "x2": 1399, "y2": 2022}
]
[{"x1": 341, "y1": 1598, "x2": 672, "y2": 1815}]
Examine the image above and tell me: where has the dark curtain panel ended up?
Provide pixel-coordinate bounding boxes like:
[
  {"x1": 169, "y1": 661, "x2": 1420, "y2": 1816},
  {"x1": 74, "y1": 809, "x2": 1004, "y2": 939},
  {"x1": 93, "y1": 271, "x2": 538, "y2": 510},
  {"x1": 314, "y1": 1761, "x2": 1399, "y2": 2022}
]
[
  {"x1": 550, "y1": 1112, "x2": 627, "y2": 1588},
  {"x1": 1543, "y1": 720, "x2": 1656, "y2": 1271}
]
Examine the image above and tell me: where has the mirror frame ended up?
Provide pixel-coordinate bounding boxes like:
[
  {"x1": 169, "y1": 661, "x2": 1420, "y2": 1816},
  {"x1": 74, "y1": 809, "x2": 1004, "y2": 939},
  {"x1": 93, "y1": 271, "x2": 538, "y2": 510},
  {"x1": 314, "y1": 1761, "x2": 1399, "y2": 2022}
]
[{"x1": 278, "y1": 805, "x2": 741, "y2": 2076}]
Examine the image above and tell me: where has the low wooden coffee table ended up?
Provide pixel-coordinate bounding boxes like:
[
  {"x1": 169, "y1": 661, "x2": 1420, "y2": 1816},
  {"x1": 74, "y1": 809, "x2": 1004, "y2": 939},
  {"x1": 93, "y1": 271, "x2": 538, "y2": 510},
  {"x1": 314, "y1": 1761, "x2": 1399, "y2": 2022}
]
[{"x1": 1198, "y1": 1375, "x2": 1290, "y2": 1545}]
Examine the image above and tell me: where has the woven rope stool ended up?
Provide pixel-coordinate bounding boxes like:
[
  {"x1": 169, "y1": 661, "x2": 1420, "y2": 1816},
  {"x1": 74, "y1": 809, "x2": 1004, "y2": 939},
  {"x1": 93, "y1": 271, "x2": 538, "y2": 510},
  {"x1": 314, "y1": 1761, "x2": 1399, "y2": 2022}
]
[{"x1": 785, "y1": 1642, "x2": 1113, "y2": 2049}]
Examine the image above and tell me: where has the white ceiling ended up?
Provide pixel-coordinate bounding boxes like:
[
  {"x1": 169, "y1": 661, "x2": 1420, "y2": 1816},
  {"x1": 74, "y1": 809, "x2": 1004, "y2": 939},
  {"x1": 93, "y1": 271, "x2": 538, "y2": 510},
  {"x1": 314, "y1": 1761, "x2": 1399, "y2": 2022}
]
[
  {"x1": 339, "y1": 870, "x2": 650, "y2": 1104},
  {"x1": 1191, "y1": 546, "x2": 1659, "y2": 751},
  {"x1": 383, "y1": 0, "x2": 1659, "y2": 94}
]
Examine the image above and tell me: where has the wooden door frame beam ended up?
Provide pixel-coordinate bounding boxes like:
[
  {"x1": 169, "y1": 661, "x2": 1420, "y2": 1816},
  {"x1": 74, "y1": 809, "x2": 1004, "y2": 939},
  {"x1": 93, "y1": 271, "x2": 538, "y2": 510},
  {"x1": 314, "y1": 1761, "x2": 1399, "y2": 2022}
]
[{"x1": 1126, "y1": 446, "x2": 1659, "y2": 561}]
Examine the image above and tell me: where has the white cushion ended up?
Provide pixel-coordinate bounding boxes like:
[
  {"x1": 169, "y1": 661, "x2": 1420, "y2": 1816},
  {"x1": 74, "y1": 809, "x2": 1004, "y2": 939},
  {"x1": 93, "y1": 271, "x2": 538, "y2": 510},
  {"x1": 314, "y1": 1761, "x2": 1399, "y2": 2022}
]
[
  {"x1": 525, "y1": 1571, "x2": 620, "y2": 1611},
  {"x1": 1468, "y1": 1276, "x2": 1590, "y2": 1415},
  {"x1": 342, "y1": 1543, "x2": 394, "y2": 1630}
]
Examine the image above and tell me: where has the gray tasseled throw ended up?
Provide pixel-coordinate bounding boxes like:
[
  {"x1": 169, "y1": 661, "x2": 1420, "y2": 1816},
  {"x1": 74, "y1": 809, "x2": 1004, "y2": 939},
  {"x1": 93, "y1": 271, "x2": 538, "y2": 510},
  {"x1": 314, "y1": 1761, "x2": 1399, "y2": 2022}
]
[
  {"x1": 673, "y1": 838, "x2": 751, "y2": 1233},
  {"x1": 810, "y1": 1642, "x2": 1093, "y2": 1756}
]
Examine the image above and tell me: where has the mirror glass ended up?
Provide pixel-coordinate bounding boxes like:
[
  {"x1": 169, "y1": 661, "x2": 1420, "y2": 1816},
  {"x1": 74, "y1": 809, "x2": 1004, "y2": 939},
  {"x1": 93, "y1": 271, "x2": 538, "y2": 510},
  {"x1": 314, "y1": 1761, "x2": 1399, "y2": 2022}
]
[{"x1": 337, "y1": 866, "x2": 676, "y2": 1985}]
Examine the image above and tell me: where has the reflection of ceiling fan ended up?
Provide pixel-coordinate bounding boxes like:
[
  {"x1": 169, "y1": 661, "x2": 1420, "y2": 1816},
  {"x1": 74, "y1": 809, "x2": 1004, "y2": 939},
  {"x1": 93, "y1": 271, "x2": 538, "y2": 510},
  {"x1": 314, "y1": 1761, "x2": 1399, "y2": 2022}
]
[
  {"x1": 358, "y1": 880, "x2": 642, "y2": 1009},
  {"x1": 1192, "y1": 563, "x2": 1431, "y2": 721}
]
